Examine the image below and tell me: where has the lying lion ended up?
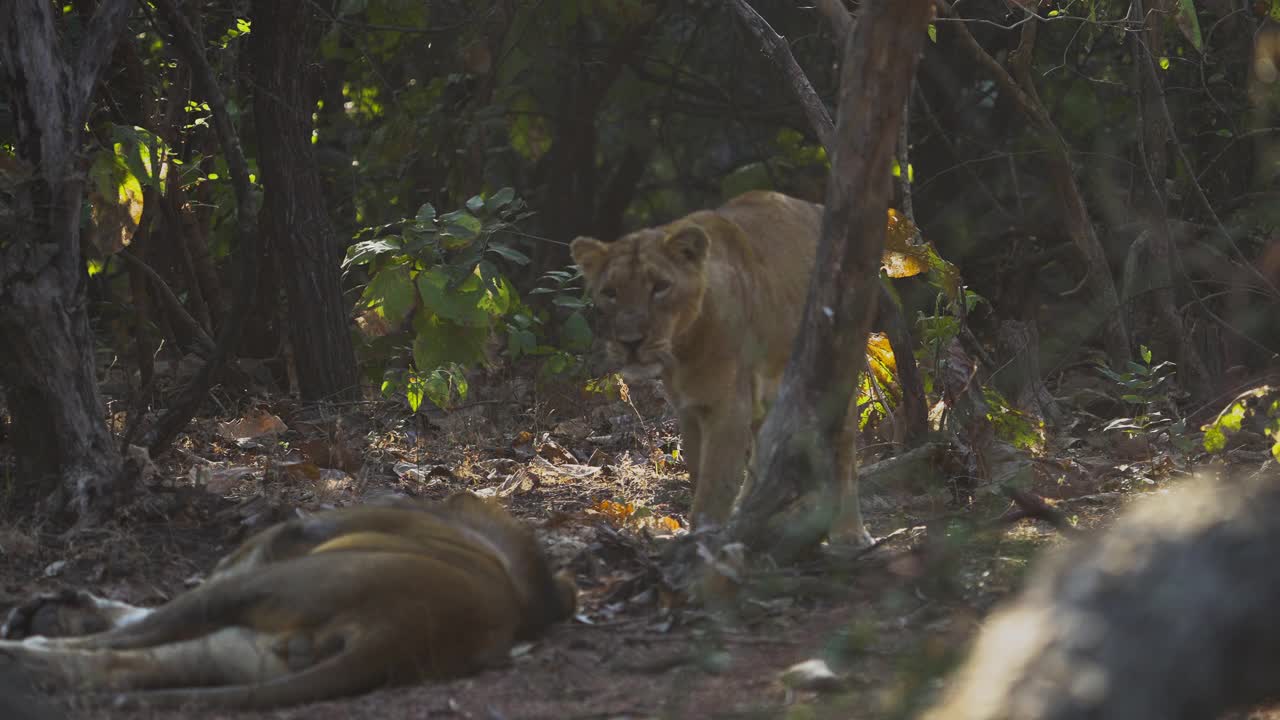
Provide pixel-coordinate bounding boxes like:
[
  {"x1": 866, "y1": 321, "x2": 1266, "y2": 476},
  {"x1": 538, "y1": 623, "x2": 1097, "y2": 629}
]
[{"x1": 0, "y1": 492, "x2": 577, "y2": 710}]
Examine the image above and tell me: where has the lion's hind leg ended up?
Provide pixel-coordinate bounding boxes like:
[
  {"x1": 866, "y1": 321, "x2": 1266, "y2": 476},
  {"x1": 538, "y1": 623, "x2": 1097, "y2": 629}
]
[{"x1": 0, "y1": 624, "x2": 294, "y2": 692}]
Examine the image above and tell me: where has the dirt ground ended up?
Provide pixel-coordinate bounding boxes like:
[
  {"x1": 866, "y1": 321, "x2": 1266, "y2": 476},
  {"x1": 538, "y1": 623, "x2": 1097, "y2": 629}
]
[{"x1": 2, "y1": 373, "x2": 1276, "y2": 720}]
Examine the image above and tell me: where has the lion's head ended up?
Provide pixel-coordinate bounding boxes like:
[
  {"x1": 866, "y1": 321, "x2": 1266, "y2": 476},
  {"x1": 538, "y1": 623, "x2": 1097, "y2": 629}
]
[{"x1": 570, "y1": 224, "x2": 710, "y2": 381}]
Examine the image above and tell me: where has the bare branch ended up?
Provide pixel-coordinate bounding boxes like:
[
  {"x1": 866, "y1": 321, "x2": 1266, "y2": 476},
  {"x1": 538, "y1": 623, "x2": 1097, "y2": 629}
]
[{"x1": 727, "y1": 0, "x2": 835, "y2": 150}]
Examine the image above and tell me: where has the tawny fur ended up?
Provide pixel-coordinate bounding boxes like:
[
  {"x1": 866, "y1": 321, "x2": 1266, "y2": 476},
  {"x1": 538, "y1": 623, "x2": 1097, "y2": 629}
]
[
  {"x1": 0, "y1": 493, "x2": 577, "y2": 710},
  {"x1": 571, "y1": 190, "x2": 872, "y2": 545}
]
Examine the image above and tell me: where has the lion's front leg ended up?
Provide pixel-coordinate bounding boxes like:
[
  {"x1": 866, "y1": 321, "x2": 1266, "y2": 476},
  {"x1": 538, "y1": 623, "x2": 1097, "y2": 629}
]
[
  {"x1": 2, "y1": 590, "x2": 154, "y2": 644},
  {"x1": 688, "y1": 397, "x2": 753, "y2": 529},
  {"x1": 676, "y1": 407, "x2": 703, "y2": 510}
]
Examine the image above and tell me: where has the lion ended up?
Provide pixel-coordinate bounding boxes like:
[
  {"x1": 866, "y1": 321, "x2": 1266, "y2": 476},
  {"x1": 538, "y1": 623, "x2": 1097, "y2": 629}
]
[
  {"x1": 570, "y1": 190, "x2": 873, "y2": 547},
  {"x1": 0, "y1": 492, "x2": 577, "y2": 710}
]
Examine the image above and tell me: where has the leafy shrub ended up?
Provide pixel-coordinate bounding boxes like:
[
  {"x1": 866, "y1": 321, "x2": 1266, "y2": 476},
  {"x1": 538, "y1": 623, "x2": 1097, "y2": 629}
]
[{"x1": 343, "y1": 188, "x2": 592, "y2": 410}]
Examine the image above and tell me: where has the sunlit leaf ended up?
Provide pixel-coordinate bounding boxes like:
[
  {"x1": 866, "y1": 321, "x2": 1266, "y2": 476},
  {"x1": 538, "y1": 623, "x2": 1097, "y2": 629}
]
[
  {"x1": 439, "y1": 209, "x2": 482, "y2": 248},
  {"x1": 1203, "y1": 425, "x2": 1225, "y2": 453},
  {"x1": 87, "y1": 148, "x2": 145, "y2": 255},
  {"x1": 881, "y1": 208, "x2": 928, "y2": 278},
  {"x1": 405, "y1": 372, "x2": 424, "y2": 412},
  {"x1": 416, "y1": 267, "x2": 489, "y2": 327},
  {"x1": 362, "y1": 264, "x2": 417, "y2": 325},
  {"x1": 343, "y1": 237, "x2": 402, "y2": 268}
]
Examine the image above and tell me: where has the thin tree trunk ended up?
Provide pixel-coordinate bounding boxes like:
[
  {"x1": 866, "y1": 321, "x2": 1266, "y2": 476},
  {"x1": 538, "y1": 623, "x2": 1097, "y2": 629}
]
[
  {"x1": 727, "y1": 0, "x2": 934, "y2": 559},
  {"x1": 731, "y1": 0, "x2": 930, "y2": 447},
  {"x1": 944, "y1": 3, "x2": 1132, "y2": 368},
  {"x1": 146, "y1": 0, "x2": 262, "y2": 456},
  {"x1": 249, "y1": 0, "x2": 360, "y2": 403},
  {"x1": 1129, "y1": 0, "x2": 1213, "y2": 400},
  {"x1": 0, "y1": 0, "x2": 135, "y2": 522}
]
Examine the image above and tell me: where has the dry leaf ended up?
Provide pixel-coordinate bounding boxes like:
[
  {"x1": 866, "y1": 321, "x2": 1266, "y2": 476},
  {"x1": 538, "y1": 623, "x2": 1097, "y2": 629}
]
[{"x1": 217, "y1": 411, "x2": 287, "y2": 441}]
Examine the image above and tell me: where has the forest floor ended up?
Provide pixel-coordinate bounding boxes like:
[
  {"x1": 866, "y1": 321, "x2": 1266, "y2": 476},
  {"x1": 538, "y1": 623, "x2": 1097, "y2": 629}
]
[{"x1": 1, "y1": 368, "x2": 1277, "y2": 720}]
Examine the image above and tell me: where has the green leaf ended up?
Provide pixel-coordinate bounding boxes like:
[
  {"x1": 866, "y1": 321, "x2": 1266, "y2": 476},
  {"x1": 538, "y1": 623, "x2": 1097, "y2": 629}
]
[
  {"x1": 405, "y1": 373, "x2": 424, "y2": 412},
  {"x1": 87, "y1": 148, "x2": 145, "y2": 254},
  {"x1": 465, "y1": 194, "x2": 485, "y2": 214},
  {"x1": 927, "y1": 23, "x2": 937, "y2": 43},
  {"x1": 412, "y1": 315, "x2": 490, "y2": 370},
  {"x1": 1174, "y1": 0, "x2": 1203, "y2": 52},
  {"x1": 343, "y1": 238, "x2": 402, "y2": 268},
  {"x1": 439, "y1": 210, "x2": 482, "y2": 247},
  {"x1": 416, "y1": 267, "x2": 489, "y2": 327},
  {"x1": 1159, "y1": 56, "x2": 1170, "y2": 70},
  {"x1": 507, "y1": 326, "x2": 537, "y2": 359},
  {"x1": 477, "y1": 274, "x2": 516, "y2": 317},
  {"x1": 362, "y1": 264, "x2": 416, "y2": 325},
  {"x1": 424, "y1": 370, "x2": 452, "y2": 409},
  {"x1": 552, "y1": 295, "x2": 590, "y2": 309},
  {"x1": 1203, "y1": 425, "x2": 1225, "y2": 453},
  {"x1": 486, "y1": 187, "x2": 516, "y2": 212},
  {"x1": 562, "y1": 310, "x2": 593, "y2": 352},
  {"x1": 487, "y1": 243, "x2": 531, "y2": 265},
  {"x1": 1140, "y1": 344, "x2": 1152, "y2": 364},
  {"x1": 415, "y1": 203, "x2": 437, "y2": 224}
]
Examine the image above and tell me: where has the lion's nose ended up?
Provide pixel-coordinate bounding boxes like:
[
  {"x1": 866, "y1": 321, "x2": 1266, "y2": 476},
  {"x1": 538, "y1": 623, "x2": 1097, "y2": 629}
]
[{"x1": 617, "y1": 337, "x2": 643, "y2": 355}]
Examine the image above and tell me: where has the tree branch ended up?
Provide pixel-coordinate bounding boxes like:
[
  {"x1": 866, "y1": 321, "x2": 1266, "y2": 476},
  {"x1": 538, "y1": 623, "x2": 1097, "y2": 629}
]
[
  {"x1": 937, "y1": 0, "x2": 1132, "y2": 367},
  {"x1": 145, "y1": 0, "x2": 261, "y2": 456},
  {"x1": 727, "y1": 0, "x2": 835, "y2": 150}
]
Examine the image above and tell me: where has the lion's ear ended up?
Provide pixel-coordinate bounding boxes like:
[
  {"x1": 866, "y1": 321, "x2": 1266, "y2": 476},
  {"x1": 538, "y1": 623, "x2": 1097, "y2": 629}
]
[
  {"x1": 570, "y1": 236, "x2": 608, "y2": 279},
  {"x1": 664, "y1": 225, "x2": 709, "y2": 265}
]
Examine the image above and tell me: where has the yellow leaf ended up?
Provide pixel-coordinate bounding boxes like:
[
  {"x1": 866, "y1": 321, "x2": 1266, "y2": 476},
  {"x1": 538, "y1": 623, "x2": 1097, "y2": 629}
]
[
  {"x1": 593, "y1": 499, "x2": 636, "y2": 524},
  {"x1": 881, "y1": 209, "x2": 928, "y2": 278}
]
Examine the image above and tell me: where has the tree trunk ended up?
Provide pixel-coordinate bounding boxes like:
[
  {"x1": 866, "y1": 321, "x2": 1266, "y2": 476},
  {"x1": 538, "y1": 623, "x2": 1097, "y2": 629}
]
[
  {"x1": 946, "y1": 8, "x2": 1132, "y2": 368},
  {"x1": 1129, "y1": 0, "x2": 1213, "y2": 400},
  {"x1": 726, "y1": 0, "x2": 934, "y2": 559},
  {"x1": 0, "y1": 0, "x2": 134, "y2": 522},
  {"x1": 923, "y1": 464, "x2": 1280, "y2": 720},
  {"x1": 249, "y1": 0, "x2": 360, "y2": 403},
  {"x1": 730, "y1": 0, "x2": 931, "y2": 448}
]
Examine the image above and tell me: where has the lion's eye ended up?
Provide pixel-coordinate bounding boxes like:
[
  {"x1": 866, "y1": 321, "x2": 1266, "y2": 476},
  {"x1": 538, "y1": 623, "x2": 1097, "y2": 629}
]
[{"x1": 652, "y1": 280, "x2": 671, "y2": 297}]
